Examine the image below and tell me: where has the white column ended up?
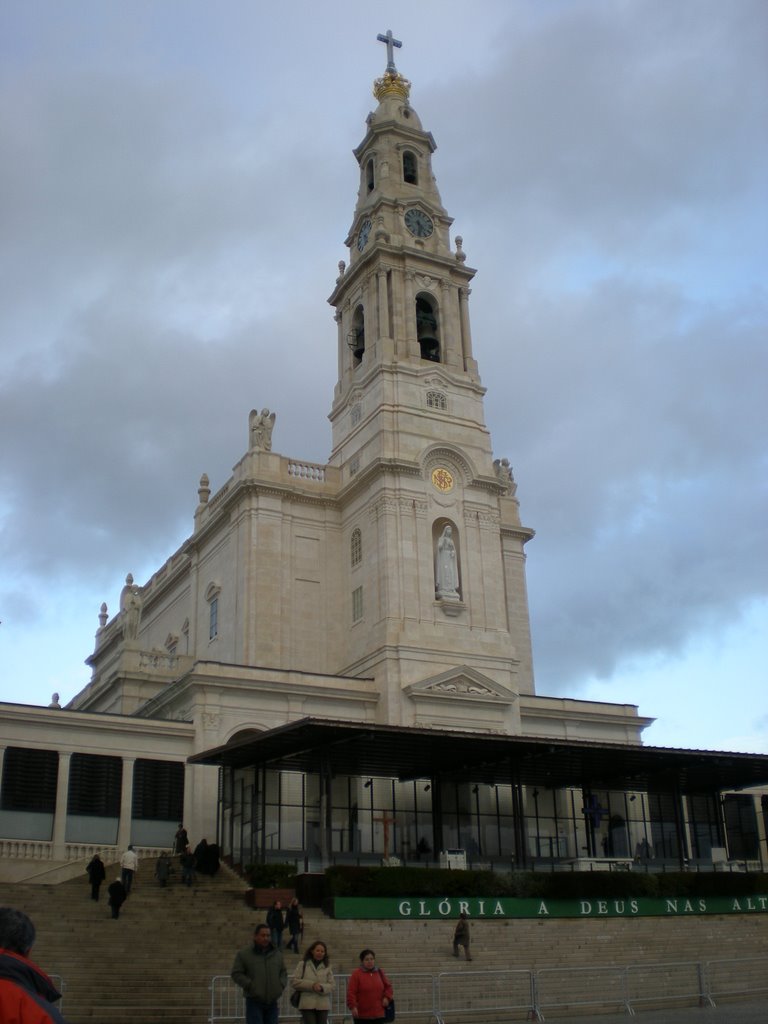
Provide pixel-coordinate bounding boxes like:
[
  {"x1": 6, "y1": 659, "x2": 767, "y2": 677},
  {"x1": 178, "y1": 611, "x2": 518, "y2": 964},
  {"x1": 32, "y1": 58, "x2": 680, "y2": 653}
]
[
  {"x1": 117, "y1": 757, "x2": 136, "y2": 850},
  {"x1": 458, "y1": 286, "x2": 475, "y2": 365},
  {"x1": 377, "y1": 269, "x2": 390, "y2": 339},
  {"x1": 51, "y1": 751, "x2": 72, "y2": 858},
  {"x1": 404, "y1": 271, "x2": 418, "y2": 358}
]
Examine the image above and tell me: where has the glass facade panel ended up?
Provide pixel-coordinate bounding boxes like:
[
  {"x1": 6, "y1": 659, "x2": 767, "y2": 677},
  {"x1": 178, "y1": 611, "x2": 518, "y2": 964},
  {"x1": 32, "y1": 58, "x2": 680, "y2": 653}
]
[
  {"x1": 723, "y1": 794, "x2": 759, "y2": 859},
  {"x1": 214, "y1": 760, "x2": 764, "y2": 872}
]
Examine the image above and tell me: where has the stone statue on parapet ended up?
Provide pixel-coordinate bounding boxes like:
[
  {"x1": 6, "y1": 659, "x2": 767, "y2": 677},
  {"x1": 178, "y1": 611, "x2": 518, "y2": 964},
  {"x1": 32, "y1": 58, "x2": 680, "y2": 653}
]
[
  {"x1": 493, "y1": 457, "x2": 517, "y2": 497},
  {"x1": 249, "y1": 408, "x2": 276, "y2": 451},
  {"x1": 120, "y1": 573, "x2": 143, "y2": 641}
]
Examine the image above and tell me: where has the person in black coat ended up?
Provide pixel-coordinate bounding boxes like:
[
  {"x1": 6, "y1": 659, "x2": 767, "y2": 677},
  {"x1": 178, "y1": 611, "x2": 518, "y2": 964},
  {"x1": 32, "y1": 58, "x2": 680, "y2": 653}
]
[
  {"x1": 107, "y1": 878, "x2": 127, "y2": 919},
  {"x1": 267, "y1": 899, "x2": 286, "y2": 949},
  {"x1": 86, "y1": 853, "x2": 106, "y2": 901}
]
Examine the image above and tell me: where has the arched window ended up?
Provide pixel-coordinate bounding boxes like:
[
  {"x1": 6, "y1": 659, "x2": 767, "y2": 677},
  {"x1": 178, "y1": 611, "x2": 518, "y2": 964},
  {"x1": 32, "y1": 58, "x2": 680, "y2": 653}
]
[
  {"x1": 351, "y1": 528, "x2": 362, "y2": 567},
  {"x1": 349, "y1": 304, "x2": 365, "y2": 363},
  {"x1": 426, "y1": 390, "x2": 447, "y2": 410},
  {"x1": 416, "y1": 294, "x2": 441, "y2": 362},
  {"x1": 366, "y1": 158, "x2": 375, "y2": 193},
  {"x1": 403, "y1": 150, "x2": 418, "y2": 185}
]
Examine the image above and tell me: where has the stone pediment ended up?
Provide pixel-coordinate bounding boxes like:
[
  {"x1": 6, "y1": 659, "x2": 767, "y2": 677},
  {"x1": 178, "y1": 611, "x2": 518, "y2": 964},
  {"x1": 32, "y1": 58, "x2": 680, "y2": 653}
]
[{"x1": 404, "y1": 666, "x2": 517, "y2": 704}]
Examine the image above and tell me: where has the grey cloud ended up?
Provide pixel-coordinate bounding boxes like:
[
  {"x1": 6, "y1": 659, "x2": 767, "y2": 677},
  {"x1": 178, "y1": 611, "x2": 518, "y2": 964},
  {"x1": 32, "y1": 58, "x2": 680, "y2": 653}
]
[{"x1": 1, "y1": 0, "x2": 766, "y2": 714}]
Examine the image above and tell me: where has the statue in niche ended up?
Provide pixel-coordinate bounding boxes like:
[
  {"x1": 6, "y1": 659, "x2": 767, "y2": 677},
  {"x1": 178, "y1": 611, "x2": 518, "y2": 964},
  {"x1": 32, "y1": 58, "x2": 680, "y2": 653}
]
[
  {"x1": 435, "y1": 525, "x2": 460, "y2": 599},
  {"x1": 249, "y1": 408, "x2": 276, "y2": 451},
  {"x1": 120, "y1": 573, "x2": 143, "y2": 641},
  {"x1": 493, "y1": 457, "x2": 517, "y2": 497}
]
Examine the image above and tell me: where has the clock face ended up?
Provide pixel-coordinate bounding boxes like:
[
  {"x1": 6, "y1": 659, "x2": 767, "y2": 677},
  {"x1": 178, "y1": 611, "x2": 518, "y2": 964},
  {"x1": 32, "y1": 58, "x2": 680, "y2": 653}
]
[
  {"x1": 405, "y1": 208, "x2": 434, "y2": 238},
  {"x1": 431, "y1": 467, "x2": 454, "y2": 493},
  {"x1": 357, "y1": 219, "x2": 372, "y2": 251}
]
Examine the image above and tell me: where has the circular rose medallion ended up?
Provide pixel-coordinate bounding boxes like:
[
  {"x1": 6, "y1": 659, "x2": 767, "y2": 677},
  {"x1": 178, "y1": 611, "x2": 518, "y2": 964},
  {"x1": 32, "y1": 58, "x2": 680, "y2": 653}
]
[{"x1": 431, "y1": 467, "x2": 454, "y2": 493}]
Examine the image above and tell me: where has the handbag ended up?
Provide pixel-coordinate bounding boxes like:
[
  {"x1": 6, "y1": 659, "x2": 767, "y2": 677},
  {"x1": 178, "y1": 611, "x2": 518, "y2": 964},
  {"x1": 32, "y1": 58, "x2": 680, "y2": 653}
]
[{"x1": 379, "y1": 968, "x2": 395, "y2": 1022}]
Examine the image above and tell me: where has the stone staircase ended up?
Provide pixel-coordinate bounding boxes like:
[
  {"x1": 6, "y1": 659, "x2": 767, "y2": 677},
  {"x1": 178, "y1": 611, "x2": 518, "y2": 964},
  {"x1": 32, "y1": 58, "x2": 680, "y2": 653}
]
[
  {"x1": 1, "y1": 867, "x2": 767, "y2": 1022},
  {"x1": 0, "y1": 860, "x2": 253, "y2": 1024}
]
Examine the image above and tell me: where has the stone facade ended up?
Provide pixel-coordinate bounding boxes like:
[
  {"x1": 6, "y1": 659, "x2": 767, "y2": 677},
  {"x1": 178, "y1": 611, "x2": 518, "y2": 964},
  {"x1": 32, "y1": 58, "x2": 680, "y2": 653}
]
[{"x1": 0, "y1": 56, "x2": 664, "y2": 879}]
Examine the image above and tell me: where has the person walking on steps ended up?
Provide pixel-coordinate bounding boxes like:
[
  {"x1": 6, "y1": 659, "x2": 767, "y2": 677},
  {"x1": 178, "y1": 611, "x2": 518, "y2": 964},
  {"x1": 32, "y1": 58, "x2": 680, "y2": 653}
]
[
  {"x1": 108, "y1": 877, "x2": 127, "y2": 919},
  {"x1": 120, "y1": 844, "x2": 139, "y2": 894},
  {"x1": 346, "y1": 948, "x2": 393, "y2": 1024},
  {"x1": 452, "y1": 912, "x2": 472, "y2": 960},
  {"x1": 290, "y1": 940, "x2": 334, "y2": 1024},
  {"x1": 285, "y1": 897, "x2": 303, "y2": 953},
  {"x1": 267, "y1": 899, "x2": 285, "y2": 950},
  {"x1": 86, "y1": 852, "x2": 106, "y2": 901},
  {"x1": 231, "y1": 922, "x2": 287, "y2": 1024}
]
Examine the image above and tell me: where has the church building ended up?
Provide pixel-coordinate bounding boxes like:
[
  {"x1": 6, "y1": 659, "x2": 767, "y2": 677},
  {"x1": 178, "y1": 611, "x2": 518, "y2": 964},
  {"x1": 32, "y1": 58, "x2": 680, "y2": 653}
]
[{"x1": 1, "y1": 36, "x2": 766, "y2": 880}]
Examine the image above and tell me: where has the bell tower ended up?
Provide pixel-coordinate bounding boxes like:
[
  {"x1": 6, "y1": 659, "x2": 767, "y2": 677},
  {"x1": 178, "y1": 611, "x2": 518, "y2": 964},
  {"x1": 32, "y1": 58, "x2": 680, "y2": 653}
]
[
  {"x1": 328, "y1": 32, "x2": 482, "y2": 460},
  {"x1": 328, "y1": 34, "x2": 535, "y2": 724}
]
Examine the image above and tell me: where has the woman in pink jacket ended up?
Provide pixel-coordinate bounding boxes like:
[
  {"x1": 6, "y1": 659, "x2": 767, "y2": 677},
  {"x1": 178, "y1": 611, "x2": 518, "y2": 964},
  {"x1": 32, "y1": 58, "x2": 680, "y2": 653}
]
[{"x1": 346, "y1": 949, "x2": 393, "y2": 1023}]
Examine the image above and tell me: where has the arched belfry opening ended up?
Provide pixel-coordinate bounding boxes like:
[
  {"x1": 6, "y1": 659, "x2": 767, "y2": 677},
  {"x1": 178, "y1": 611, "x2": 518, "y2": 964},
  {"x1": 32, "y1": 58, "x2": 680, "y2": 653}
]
[
  {"x1": 416, "y1": 294, "x2": 441, "y2": 362},
  {"x1": 349, "y1": 304, "x2": 365, "y2": 364},
  {"x1": 403, "y1": 149, "x2": 418, "y2": 185},
  {"x1": 366, "y1": 158, "x2": 375, "y2": 193}
]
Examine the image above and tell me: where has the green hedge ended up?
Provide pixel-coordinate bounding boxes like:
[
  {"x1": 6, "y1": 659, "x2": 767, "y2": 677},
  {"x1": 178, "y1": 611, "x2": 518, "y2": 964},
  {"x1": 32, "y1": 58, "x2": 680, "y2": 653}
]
[
  {"x1": 323, "y1": 865, "x2": 768, "y2": 900},
  {"x1": 244, "y1": 862, "x2": 298, "y2": 888}
]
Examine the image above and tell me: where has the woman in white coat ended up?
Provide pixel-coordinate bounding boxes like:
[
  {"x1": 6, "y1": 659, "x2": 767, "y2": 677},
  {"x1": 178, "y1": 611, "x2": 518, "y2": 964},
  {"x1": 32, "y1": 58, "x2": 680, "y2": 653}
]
[{"x1": 291, "y1": 940, "x2": 334, "y2": 1024}]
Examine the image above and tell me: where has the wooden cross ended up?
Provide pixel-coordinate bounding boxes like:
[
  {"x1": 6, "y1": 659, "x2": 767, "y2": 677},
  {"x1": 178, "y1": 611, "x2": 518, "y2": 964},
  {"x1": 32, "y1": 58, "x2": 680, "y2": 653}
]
[
  {"x1": 377, "y1": 29, "x2": 402, "y2": 72},
  {"x1": 373, "y1": 812, "x2": 397, "y2": 859}
]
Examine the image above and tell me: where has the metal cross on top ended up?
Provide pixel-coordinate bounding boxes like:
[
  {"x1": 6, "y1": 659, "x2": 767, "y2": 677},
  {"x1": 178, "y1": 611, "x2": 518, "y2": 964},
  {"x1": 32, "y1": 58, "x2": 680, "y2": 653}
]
[{"x1": 377, "y1": 29, "x2": 402, "y2": 72}]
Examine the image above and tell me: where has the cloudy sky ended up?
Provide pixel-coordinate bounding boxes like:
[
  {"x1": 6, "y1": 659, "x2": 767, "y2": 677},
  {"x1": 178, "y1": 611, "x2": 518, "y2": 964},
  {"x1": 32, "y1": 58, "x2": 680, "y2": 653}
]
[{"x1": 1, "y1": 0, "x2": 766, "y2": 753}]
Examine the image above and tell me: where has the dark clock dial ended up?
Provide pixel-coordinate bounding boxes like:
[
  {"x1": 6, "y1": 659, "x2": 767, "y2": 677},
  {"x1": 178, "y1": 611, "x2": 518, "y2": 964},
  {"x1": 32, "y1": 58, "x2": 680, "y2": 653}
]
[
  {"x1": 404, "y1": 208, "x2": 434, "y2": 238},
  {"x1": 357, "y1": 219, "x2": 372, "y2": 251}
]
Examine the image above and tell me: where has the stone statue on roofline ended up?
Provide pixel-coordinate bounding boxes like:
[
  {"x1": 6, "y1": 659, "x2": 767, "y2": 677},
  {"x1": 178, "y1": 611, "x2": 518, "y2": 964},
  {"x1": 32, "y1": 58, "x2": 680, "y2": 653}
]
[
  {"x1": 493, "y1": 457, "x2": 517, "y2": 497},
  {"x1": 120, "y1": 573, "x2": 143, "y2": 641},
  {"x1": 249, "y1": 408, "x2": 276, "y2": 451}
]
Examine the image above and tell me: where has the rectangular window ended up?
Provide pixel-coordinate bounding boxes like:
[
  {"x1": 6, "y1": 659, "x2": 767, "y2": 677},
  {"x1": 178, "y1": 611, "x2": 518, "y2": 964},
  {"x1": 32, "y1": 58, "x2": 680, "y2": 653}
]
[
  {"x1": 1, "y1": 747, "x2": 58, "y2": 812},
  {"x1": 68, "y1": 753, "x2": 122, "y2": 817},
  {"x1": 132, "y1": 759, "x2": 184, "y2": 821},
  {"x1": 352, "y1": 586, "x2": 363, "y2": 623},
  {"x1": 209, "y1": 596, "x2": 218, "y2": 640},
  {"x1": 723, "y1": 793, "x2": 759, "y2": 859}
]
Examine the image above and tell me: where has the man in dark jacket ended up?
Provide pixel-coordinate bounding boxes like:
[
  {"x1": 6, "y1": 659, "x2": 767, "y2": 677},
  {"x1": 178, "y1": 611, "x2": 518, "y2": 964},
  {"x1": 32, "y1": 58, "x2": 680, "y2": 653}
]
[
  {"x1": 108, "y1": 877, "x2": 128, "y2": 919},
  {"x1": 85, "y1": 852, "x2": 106, "y2": 901},
  {"x1": 231, "y1": 922, "x2": 287, "y2": 1024},
  {"x1": 0, "y1": 906, "x2": 69, "y2": 1023}
]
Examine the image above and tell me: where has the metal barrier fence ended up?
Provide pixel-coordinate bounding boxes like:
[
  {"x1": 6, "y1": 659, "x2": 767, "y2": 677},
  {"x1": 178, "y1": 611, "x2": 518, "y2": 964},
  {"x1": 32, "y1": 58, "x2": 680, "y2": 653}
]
[
  {"x1": 50, "y1": 974, "x2": 65, "y2": 1015},
  {"x1": 535, "y1": 964, "x2": 630, "y2": 1018},
  {"x1": 435, "y1": 968, "x2": 535, "y2": 1021},
  {"x1": 706, "y1": 956, "x2": 768, "y2": 1005},
  {"x1": 210, "y1": 957, "x2": 768, "y2": 1023},
  {"x1": 626, "y1": 960, "x2": 710, "y2": 1012}
]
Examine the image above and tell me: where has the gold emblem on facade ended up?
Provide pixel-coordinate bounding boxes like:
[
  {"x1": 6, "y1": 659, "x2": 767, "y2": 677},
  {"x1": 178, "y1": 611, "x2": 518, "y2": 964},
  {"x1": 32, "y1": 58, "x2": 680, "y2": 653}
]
[{"x1": 431, "y1": 467, "x2": 454, "y2": 493}]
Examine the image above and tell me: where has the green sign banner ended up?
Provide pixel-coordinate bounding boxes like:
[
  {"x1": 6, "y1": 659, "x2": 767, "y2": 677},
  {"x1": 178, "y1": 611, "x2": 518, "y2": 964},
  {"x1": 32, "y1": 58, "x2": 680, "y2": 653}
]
[{"x1": 333, "y1": 895, "x2": 768, "y2": 920}]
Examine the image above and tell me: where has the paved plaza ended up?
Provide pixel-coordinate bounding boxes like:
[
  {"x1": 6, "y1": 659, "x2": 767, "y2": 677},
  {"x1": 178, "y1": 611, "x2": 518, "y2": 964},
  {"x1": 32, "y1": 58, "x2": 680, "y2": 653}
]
[{"x1": 552, "y1": 999, "x2": 767, "y2": 1023}]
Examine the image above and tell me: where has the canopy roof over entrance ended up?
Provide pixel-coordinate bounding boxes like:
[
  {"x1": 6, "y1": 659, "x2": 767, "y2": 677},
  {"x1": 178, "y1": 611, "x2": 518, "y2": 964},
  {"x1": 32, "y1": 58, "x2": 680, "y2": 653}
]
[{"x1": 190, "y1": 718, "x2": 768, "y2": 793}]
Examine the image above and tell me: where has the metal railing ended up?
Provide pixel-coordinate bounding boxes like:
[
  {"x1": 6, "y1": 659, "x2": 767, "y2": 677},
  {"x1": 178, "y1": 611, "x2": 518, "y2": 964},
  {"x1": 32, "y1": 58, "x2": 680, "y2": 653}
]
[
  {"x1": 435, "y1": 968, "x2": 536, "y2": 1021},
  {"x1": 706, "y1": 956, "x2": 768, "y2": 1005},
  {"x1": 210, "y1": 957, "x2": 768, "y2": 1023},
  {"x1": 49, "y1": 974, "x2": 65, "y2": 1015}
]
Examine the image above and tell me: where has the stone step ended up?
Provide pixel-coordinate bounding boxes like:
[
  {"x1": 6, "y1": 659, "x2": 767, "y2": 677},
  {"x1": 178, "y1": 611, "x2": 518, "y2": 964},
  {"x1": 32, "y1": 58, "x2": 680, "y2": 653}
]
[{"x1": 2, "y1": 874, "x2": 766, "y2": 1024}]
